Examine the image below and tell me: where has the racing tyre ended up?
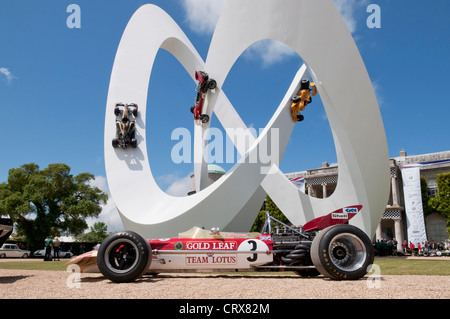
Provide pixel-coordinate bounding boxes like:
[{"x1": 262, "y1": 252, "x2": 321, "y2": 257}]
[
  {"x1": 296, "y1": 114, "x2": 304, "y2": 122},
  {"x1": 311, "y1": 224, "x2": 374, "y2": 280},
  {"x1": 130, "y1": 139, "x2": 137, "y2": 148},
  {"x1": 208, "y1": 79, "x2": 217, "y2": 90},
  {"x1": 300, "y1": 79, "x2": 310, "y2": 89},
  {"x1": 112, "y1": 138, "x2": 119, "y2": 148},
  {"x1": 97, "y1": 231, "x2": 152, "y2": 283},
  {"x1": 200, "y1": 114, "x2": 210, "y2": 123},
  {"x1": 114, "y1": 107, "x2": 120, "y2": 116}
]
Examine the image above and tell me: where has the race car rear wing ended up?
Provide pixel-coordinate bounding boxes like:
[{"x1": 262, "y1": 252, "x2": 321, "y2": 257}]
[
  {"x1": 262, "y1": 205, "x2": 362, "y2": 235},
  {"x1": 302, "y1": 205, "x2": 362, "y2": 232}
]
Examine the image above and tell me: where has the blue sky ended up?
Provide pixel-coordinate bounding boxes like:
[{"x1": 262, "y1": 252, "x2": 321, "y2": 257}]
[{"x1": 1, "y1": 0, "x2": 449, "y2": 231}]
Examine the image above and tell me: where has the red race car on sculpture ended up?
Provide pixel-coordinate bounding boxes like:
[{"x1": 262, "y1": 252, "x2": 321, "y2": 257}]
[
  {"x1": 66, "y1": 205, "x2": 374, "y2": 283},
  {"x1": 112, "y1": 103, "x2": 138, "y2": 149},
  {"x1": 190, "y1": 71, "x2": 216, "y2": 124}
]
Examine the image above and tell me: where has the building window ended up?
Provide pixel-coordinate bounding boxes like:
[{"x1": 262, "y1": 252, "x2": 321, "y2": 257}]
[{"x1": 428, "y1": 187, "x2": 438, "y2": 198}]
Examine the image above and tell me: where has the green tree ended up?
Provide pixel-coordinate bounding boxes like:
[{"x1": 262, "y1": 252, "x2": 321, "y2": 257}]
[
  {"x1": 0, "y1": 163, "x2": 108, "y2": 251},
  {"x1": 76, "y1": 221, "x2": 109, "y2": 243},
  {"x1": 250, "y1": 195, "x2": 289, "y2": 232},
  {"x1": 428, "y1": 173, "x2": 450, "y2": 225},
  {"x1": 420, "y1": 175, "x2": 433, "y2": 217}
]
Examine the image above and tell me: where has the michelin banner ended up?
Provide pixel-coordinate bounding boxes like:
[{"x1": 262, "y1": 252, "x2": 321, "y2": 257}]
[{"x1": 401, "y1": 165, "x2": 427, "y2": 245}]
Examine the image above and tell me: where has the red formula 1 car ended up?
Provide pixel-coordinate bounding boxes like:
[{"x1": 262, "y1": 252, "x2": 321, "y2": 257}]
[
  {"x1": 66, "y1": 205, "x2": 374, "y2": 283},
  {"x1": 190, "y1": 71, "x2": 216, "y2": 124}
]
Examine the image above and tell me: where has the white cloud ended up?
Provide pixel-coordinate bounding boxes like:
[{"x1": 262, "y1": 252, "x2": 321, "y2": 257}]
[
  {"x1": 244, "y1": 40, "x2": 298, "y2": 68},
  {"x1": 165, "y1": 174, "x2": 193, "y2": 197},
  {"x1": 156, "y1": 172, "x2": 185, "y2": 186},
  {"x1": 181, "y1": 0, "x2": 225, "y2": 35},
  {"x1": 0, "y1": 67, "x2": 16, "y2": 84},
  {"x1": 332, "y1": 0, "x2": 369, "y2": 34}
]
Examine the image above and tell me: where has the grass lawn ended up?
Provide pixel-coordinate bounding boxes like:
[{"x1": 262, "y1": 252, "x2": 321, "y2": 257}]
[
  {"x1": 373, "y1": 257, "x2": 450, "y2": 276},
  {"x1": 0, "y1": 260, "x2": 68, "y2": 271},
  {"x1": 0, "y1": 257, "x2": 448, "y2": 275}
]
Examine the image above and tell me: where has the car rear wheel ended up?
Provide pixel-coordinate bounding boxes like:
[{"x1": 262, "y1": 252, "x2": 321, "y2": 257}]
[
  {"x1": 200, "y1": 114, "x2": 210, "y2": 123},
  {"x1": 97, "y1": 231, "x2": 152, "y2": 283},
  {"x1": 311, "y1": 224, "x2": 373, "y2": 280},
  {"x1": 208, "y1": 79, "x2": 217, "y2": 90}
]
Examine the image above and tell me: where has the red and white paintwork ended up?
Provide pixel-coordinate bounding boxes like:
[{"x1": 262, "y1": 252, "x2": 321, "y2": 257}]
[
  {"x1": 66, "y1": 205, "x2": 362, "y2": 273},
  {"x1": 148, "y1": 234, "x2": 273, "y2": 271}
]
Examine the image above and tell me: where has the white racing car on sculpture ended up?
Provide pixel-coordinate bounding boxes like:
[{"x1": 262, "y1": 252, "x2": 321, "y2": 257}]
[{"x1": 67, "y1": 205, "x2": 374, "y2": 283}]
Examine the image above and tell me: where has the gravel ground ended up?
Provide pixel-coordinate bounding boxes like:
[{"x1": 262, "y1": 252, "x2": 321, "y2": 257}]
[{"x1": 0, "y1": 268, "x2": 449, "y2": 299}]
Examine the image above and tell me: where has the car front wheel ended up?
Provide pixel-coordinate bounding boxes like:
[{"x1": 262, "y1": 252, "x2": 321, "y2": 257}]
[
  {"x1": 311, "y1": 224, "x2": 374, "y2": 280},
  {"x1": 97, "y1": 231, "x2": 152, "y2": 283}
]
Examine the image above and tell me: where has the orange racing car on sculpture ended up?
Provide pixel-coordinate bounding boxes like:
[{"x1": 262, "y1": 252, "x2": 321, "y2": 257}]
[{"x1": 291, "y1": 79, "x2": 317, "y2": 122}]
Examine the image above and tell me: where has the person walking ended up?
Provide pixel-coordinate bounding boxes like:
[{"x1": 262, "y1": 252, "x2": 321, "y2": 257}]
[
  {"x1": 53, "y1": 237, "x2": 61, "y2": 261},
  {"x1": 44, "y1": 236, "x2": 53, "y2": 261}
]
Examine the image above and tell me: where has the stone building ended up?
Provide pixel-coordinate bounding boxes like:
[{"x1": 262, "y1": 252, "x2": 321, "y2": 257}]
[{"x1": 287, "y1": 150, "x2": 450, "y2": 249}]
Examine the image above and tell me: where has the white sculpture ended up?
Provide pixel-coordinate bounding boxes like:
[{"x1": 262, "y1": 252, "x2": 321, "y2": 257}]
[{"x1": 104, "y1": 0, "x2": 390, "y2": 239}]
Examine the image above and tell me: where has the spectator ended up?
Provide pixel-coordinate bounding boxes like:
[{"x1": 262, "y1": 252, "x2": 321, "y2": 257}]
[
  {"x1": 402, "y1": 240, "x2": 408, "y2": 253},
  {"x1": 392, "y1": 238, "x2": 398, "y2": 253},
  {"x1": 409, "y1": 241, "x2": 415, "y2": 255},
  {"x1": 44, "y1": 236, "x2": 53, "y2": 261},
  {"x1": 53, "y1": 237, "x2": 61, "y2": 261}
]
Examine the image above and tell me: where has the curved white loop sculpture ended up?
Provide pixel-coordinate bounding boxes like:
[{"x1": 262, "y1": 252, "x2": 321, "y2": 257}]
[{"x1": 104, "y1": 0, "x2": 390, "y2": 239}]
